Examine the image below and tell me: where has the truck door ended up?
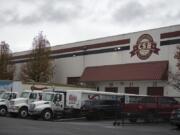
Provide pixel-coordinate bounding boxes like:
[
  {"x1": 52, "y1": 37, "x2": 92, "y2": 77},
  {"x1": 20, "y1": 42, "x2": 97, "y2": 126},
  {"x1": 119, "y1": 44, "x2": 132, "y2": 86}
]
[
  {"x1": 53, "y1": 93, "x2": 64, "y2": 111},
  {"x1": 29, "y1": 93, "x2": 38, "y2": 104}
]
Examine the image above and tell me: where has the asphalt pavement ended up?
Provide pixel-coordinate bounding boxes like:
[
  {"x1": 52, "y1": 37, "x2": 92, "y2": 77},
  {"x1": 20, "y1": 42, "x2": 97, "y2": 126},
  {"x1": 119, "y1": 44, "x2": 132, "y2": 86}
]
[{"x1": 0, "y1": 116, "x2": 179, "y2": 135}]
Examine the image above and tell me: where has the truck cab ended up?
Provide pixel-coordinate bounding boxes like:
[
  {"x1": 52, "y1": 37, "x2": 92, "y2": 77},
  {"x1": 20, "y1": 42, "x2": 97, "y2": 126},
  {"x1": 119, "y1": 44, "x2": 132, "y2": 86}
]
[
  {"x1": 0, "y1": 92, "x2": 18, "y2": 116},
  {"x1": 29, "y1": 91, "x2": 65, "y2": 121},
  {"x1": 8, "y1": 90, "x2": 42, "y2": 118}
]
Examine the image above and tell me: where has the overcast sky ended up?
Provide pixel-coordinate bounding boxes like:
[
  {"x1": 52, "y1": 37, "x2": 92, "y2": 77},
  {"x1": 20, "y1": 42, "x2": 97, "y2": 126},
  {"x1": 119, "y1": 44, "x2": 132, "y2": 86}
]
[{"x1": 0, "y1": 0, "x2": 180, "y2": 52}]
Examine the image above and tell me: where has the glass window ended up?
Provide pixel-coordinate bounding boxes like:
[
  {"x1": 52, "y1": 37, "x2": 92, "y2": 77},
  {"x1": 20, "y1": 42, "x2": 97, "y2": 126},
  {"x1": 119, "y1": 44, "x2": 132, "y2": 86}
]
[
  {"x1": 20, "y1": 92, "x2": 30, "y2": 98},
  {"x1": 29, "y1": 93, "x2": 37, "y2": 100},
  {"x1": 129, "y1": 96, "x2": 142, "y2": 103},
  {"x1": 1, "y1": 93, "x2": 11, "y2": 100},
  {"x1": 141, "y1": 97, "x2": 156, "y2": 103},
  {"x1": 54, "y1": 94, "x2": 62, "y2": 102},
  {"x1": 11, "y1": 93, "x2": 16, "y2": 99},
  {"x1": 159, "y1": 97, "x2": 178, "y2": 104},
  {"x1": 42, "y1": 93, "x2": 55, "y2": 101}
]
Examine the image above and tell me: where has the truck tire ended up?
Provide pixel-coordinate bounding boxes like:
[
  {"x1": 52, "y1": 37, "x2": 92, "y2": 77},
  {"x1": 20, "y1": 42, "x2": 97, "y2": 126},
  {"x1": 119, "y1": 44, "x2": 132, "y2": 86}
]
[
  {"x1": 42, "y1": 109, "x2": 53, "y2": 121},
  {"x1": 19, "y1": 107, "x2": 28, "y2": 118},
  {"x1": 0, "y1": 106, "x2": 7, "y2": 116}
]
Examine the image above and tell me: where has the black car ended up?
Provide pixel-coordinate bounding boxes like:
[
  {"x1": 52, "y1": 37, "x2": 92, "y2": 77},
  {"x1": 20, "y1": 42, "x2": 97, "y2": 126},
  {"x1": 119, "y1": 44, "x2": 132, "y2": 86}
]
[
  {"x1": 170, "y1": 109, "x2": 180, "y2": 128},
  {"x1": 82, "y1": 100, "x2": 121, "y2": 120}
]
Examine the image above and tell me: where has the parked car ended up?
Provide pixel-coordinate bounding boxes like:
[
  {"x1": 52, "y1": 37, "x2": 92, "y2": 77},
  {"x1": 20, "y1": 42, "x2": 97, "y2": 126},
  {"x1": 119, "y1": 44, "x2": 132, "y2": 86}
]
[
  {"x1": 82, "y1": 100, "x2": 121, "y2": 120},
  {"x1": 170, "y1": 109, "x2": 180, "y2": 128}
]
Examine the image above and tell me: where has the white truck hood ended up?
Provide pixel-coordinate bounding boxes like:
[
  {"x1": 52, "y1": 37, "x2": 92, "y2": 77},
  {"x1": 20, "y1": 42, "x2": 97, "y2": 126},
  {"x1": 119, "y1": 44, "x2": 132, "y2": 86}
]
[
  {"x1": 0, "y1": 98, "x2": 6, "y2": 102},
  {"x1": 11, "y1": 98, "x2": 28, "y2": 105}
]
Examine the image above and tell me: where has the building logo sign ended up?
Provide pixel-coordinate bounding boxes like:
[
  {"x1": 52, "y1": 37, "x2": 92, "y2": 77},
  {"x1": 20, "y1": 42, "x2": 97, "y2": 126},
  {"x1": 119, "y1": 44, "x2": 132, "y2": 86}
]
[
  {"x1": 69, "y1": 94, "x2": 77, "y2": 104},
  {"x1": 130, "y1": 34, "x2": 160, "y2": 60}
]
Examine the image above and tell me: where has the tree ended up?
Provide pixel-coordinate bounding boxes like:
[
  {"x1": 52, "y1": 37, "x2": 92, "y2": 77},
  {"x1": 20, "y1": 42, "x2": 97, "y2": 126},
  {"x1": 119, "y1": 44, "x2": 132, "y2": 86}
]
[
  {"x1": 21, "y1": 32, "x2": 54, "y2": 82},
  {"x1": 0, "y1": 41, "x2": 15, "y2": 80},
  {"x1": 168, "y1": 46, "x2": 180, "y2": 90}
]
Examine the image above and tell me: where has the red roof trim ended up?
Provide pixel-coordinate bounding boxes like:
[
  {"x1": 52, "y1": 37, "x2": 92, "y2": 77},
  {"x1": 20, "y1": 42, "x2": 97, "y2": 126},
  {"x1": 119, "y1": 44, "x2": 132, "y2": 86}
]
[
  {"x1": 160, "y1": 31, "x2": 180, "y2": 39},
  {"x1": 80, "y1": 61, "x2": 168, "y2": 82},
  {"x1": 12, "y1": 39, "x2": 130, "y2": 60}
]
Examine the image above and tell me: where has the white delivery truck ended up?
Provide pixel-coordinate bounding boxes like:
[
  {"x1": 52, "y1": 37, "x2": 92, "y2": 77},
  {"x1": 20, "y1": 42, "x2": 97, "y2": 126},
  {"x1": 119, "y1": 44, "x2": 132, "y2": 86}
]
[
  {"x1": 8, "y1": 90, "x2": 43, "y2": 118},
  {"x1": 0, "y1": 91, "x2": 18, "y2": 116},
  {"x1": 29, "y1": 90, "x2": 122, "y2": 121}
]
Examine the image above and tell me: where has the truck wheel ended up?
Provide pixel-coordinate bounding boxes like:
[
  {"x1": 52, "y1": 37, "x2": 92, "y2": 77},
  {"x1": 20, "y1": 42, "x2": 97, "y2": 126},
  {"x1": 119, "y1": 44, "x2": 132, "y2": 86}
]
[
  {"x1": 19, "y1": 108, "x2": 28, "y2": 118},
  {"x1": 42, "y1": 109, "x2": 53, "y2": 121},
  {"x1": 0, "y1": 106, "x2": 7, "y2": 116}
]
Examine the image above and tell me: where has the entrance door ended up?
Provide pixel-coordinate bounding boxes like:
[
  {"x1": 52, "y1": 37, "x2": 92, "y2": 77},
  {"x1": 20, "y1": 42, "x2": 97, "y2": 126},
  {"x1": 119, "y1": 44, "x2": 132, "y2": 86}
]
[
  {"x1": 147, "y1": 87, "x2": 164, "y2": 96},
  {"x1": 125, "y1": 87, "x2": 139, "y2": 94},
  {"x1": 105, "y1": 87, "x2": 118, "y2": 93}
]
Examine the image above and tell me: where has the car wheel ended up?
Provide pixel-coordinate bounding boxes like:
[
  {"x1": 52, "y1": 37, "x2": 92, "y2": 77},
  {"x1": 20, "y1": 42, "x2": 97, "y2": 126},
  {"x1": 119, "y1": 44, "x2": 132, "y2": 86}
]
[
  {"x1": 42, "y1": 109, "x2": 53, "y2": 121},
  {"x1": 19, "y1": 108, "x2": 28, "y2": 118},
  {"x1": 0, "y1": 106, "x2": 7, "y2": 116}
]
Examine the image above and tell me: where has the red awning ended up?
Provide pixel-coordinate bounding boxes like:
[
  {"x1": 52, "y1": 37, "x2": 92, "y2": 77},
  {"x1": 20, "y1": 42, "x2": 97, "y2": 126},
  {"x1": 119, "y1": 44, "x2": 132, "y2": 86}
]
[{"x1": 80, "y1": 61, "x2": 168, "y2": 82}]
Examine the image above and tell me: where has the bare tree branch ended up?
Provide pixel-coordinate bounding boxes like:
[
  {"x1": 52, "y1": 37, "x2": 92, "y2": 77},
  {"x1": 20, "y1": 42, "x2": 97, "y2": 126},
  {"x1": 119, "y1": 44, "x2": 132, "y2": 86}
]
[
  {"x1": 0, "y1": 41, "x2": 15, "y2": 80},
  {"x1": 21, "y1": 32, "x2": 55, "y2": 83}
]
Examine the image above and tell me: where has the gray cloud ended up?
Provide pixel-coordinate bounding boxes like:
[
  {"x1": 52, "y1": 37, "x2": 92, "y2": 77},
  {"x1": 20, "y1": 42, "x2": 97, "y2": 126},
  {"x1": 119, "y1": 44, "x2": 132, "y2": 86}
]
[
  {"x1": 112, "y1": 0, "x2": 180, "y2": 27},
  {"x1": 0, "y1": 0, "x2": 83, "y2": 25},
  {"x1": 113, "y1": 1, "x2": 147, "y2": 24}
]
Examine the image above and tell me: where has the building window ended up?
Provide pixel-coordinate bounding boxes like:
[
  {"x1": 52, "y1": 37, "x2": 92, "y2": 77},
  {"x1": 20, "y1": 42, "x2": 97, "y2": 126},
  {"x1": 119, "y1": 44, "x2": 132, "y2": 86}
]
[
  {"x1": 67, "y1": 77, "x2": 80, "y2": 85},
  {"x1": 105, "y1": 87, "x2": 118, "y2": 93},
  {"x1": 125, "y1": 87, "x2": 139, "y2": 94},
  {"x1": 147, "y1": 87, "x2": 164, "y2": 96}
]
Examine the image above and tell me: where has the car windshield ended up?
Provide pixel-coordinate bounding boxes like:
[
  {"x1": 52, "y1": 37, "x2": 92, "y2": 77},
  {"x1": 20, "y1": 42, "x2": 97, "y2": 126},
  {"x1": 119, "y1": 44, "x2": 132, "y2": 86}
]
[
  {"x1": 0, "y1": 93, "x2": 11, "y2": 100},
  {"x1": 42, "y1": 93, "x2": 55, "y2": 101},
  {"x1": 20, "y1": 92, "x2": 30, "y2": 98}
]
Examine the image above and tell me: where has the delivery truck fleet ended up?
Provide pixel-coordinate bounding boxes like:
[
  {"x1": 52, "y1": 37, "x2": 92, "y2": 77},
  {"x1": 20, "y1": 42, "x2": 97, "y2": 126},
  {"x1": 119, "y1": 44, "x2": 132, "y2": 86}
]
[
  {"x1": 28, "y1": 90, "x2": 123, "y2": 120},
  {"x1": 1, "y1": 85, "x2": 180, "y2": 122}
]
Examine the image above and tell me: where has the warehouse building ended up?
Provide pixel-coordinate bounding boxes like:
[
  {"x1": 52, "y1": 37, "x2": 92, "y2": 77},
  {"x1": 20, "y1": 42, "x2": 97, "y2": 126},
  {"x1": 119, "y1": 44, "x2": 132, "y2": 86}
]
[{"x1": 12, "y1": 25, "x2": 180, "y2": 96}]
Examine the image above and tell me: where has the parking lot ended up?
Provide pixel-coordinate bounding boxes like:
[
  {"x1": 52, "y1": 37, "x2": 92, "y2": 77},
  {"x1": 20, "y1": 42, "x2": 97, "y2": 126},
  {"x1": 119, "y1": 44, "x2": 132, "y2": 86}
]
[{"x1": 0, "y1": 117, "x2": 179, "y2": 135}]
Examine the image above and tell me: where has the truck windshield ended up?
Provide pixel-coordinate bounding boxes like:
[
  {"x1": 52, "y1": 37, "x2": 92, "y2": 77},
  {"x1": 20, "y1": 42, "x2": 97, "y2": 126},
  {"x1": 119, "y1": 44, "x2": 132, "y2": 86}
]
[
  {"x1": 0, "y1": 93, "x2": 11, "y2": 100},
  {"x1": 20, "y1": 92, "x2": 30, "y2": 98},
  {"x1": 42, "y1": 93, "x2": 54, "y2": 101},
  {"x1": 0, "y1": 92, "x2": 3, "y2": 98}
]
